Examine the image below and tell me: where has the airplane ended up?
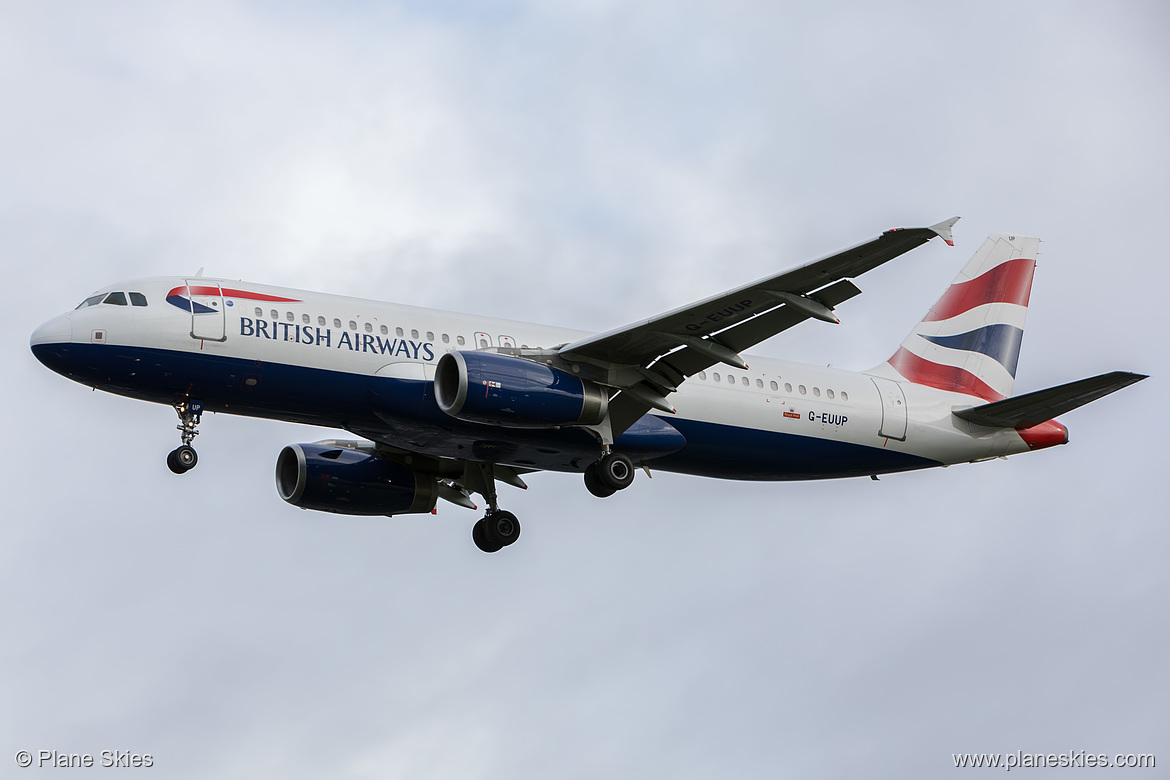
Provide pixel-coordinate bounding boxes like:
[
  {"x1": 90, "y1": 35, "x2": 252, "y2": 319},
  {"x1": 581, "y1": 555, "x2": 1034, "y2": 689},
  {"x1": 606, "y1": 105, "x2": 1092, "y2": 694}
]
[{"x1": 29, "y1": 218, "x2": 1146, "y2": 553}]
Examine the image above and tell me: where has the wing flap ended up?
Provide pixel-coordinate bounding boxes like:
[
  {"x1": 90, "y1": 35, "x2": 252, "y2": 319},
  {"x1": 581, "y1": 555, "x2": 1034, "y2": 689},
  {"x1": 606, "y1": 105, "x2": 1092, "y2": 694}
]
[{"x1": 953, "y1": 371, "x2": 1147, "y2": 429}]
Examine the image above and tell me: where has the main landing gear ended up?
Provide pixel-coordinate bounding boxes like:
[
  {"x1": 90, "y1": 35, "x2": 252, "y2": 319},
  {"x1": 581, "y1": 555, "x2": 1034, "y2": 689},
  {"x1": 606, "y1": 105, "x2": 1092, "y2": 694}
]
[
  {"x1": 469, "y1": 462, "x2": 522, "y2": 553},
  {"x1": 584, "y1": 451, "x2": 635, "y2": 498},
  {"x1": 167, "y1": 399, "x2": 203, "y2": 474},
  {"x1": 473, "y1": 510, "x2": 521, "y2": 554}
]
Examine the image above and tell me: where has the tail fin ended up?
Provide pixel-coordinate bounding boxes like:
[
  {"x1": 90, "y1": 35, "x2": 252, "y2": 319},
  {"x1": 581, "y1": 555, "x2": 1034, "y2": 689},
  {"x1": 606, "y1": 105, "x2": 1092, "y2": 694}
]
[{"x1": 880, "y1": 233, "x2": 1039, "y2": 401}]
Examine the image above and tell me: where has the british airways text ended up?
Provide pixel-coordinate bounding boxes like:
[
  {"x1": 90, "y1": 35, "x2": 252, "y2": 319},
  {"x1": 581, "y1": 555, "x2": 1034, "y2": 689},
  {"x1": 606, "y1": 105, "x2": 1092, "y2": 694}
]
[{"x1": 239, "y1": 317, "x2": 435, "y2": 360}]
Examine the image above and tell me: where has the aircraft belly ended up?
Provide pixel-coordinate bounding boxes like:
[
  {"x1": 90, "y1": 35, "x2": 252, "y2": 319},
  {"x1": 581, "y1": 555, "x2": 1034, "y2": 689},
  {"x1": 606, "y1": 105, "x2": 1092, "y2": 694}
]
[
  {"x1": 34, "y1": 342, "x2": 991, "y2": 479},
  {"x1": 651, "y1": 417, "x2": 940, "y2": 480},
  {"x1": 40, "y1": 342, "x2": 681, "y2": 473}
]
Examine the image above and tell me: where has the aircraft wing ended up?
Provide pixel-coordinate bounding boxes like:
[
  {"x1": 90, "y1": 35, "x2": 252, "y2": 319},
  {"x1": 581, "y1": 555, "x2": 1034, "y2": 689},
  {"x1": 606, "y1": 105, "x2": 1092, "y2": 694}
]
[{"x1": 558, "y1": 217, "x2": 960, "y2": 433}]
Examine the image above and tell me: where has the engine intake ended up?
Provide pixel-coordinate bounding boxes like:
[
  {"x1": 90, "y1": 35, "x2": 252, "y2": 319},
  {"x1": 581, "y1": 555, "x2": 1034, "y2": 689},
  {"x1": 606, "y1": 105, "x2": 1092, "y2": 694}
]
[
  {"x1": 276, "y1": 443, "x2": 438, "y2": 516},
  {"x1": 435, "y1": 350, "x2": 608, "y2": 427}
]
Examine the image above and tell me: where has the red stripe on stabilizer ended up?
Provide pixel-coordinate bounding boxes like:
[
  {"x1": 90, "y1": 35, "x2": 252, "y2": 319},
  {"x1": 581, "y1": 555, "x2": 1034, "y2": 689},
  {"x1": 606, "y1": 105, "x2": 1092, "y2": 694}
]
[
  {"x1": 922, "y1": 257, "x2": 1035, "y2": 322},
  {"x1": 887, "y1": 347, "x2": 1006, "y2": 401},
  {"x1": 168, "y1": 286, "x2": 301, "y2": 302},
  {"x1": 1018, "y1": 419, "x2": 1068, "y2": 450}
]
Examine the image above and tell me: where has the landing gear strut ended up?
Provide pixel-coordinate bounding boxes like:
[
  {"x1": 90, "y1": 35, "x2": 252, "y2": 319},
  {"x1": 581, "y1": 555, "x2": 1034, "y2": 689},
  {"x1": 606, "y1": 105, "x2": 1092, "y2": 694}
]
[
  {"x1": 584, "y1": 451, "x2": 635, "y2": 497},
  {"x1": 168, "y1": 399, "x2": 203, "y2": 474},
  {"x1": 469, "y1": 462, "x2": 522, "y2": 553}
]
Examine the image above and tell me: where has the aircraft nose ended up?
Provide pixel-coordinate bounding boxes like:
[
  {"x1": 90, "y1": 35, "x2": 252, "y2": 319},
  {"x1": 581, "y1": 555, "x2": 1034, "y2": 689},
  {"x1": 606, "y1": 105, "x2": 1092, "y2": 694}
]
[
  {"x1": 30, "y1": 315, "x2": 74, "y2": 374},
  {"x1": 30, "y1": 314, "x2": 73, "y2": 348}
]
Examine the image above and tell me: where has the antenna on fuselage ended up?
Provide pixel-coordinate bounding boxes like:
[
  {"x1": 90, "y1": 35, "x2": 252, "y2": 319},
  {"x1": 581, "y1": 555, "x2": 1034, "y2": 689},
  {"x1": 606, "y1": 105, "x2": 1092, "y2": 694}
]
[{"x1": 194, "y1": 267, "x2": 205, "y2": 278}]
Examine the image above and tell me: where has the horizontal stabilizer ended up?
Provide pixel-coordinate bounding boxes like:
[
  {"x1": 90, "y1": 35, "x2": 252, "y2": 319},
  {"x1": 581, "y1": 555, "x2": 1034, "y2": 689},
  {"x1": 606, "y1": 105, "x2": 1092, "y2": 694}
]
[{"x1": 953, "y1": 371, "x2": 1147, "y2": 429}]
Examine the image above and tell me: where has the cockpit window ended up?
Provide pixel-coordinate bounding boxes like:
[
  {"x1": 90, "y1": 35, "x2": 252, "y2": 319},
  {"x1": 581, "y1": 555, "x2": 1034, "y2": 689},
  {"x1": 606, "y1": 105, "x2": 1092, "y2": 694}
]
[
  {"x1": 129, "y1": 292, "x2": 148, "y2": 307},
  {"x1": 76, "y1": 294, "x2": 106, "y2": 309},
  {"x1": 104, "y1": 292, "x2": 128, "y2": 306}
]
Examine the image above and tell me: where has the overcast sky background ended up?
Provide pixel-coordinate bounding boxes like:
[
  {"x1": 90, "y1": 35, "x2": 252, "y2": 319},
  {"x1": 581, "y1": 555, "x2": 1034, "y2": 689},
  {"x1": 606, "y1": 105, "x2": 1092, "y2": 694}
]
[{"x1": 3, "y1": 1, "x2": 1168, "y2": 777}]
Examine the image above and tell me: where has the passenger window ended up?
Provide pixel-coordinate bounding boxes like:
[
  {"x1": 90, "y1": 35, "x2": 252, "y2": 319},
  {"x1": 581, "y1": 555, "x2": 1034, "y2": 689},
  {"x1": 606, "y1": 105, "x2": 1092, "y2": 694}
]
[
  {"x1": 333, "y1": 318, "x2": 342, "y2": 329},
  {"x1": 364, "y1": 322, "x2": 373, "y2": 333},
  {"x1": 756, "y1": 378, "x2": 763, "y2": 388},
  {"x1": 841, "y1": 391, "x2": 849, "y2": 402},
  {"x1": 698, "y1": 371, "x2": 707, "y2": 380},
  {"x1": 286, "y1": 311, "x2": 294, "y2": 322},
  {"x1": 411, "y1": 329, "x2": 420, "y2": 339},
  {"x1": 770, "y1": 381, "x2": 778, "y2": 391},
  {"x1": 442, "y1": 334, "x2": 450, "y2": 344},
  {"x1": 713, "y1": 373, "x2": 721, "y2": 382},
  {"x1": 827, "y1": 389, "x2": 835, "y2": 400},
  {"x1": 255, "y1": 307, "x2": 263, "y2": 317},
  {"x1": 426, "y1": 331, "x2": 435, "y2": 341},
  {"x1": 396, "y1": 327, "x2": 404, "y2": 337},
  {"x1": 318, "y1": 316, "x2": 326, "y2": 326},
  {"x1": 785, "y1": 383, "x2": 792, "y2": 393},
  {"x1": 302, "y1": 313, "x2": 310, "y2": 324},
  {"x1": 271, "y1": 310, "x2": 279, "y2": 320},
  {"x1": 380, "y1": 325, "x2": 388, "y2": 335},
  {"x1": 457, "y1": 335, "x2": 466, "y2": 346},
  {"x1": 349, "y1": 321, "x2": 357, "y2": 330},
  {"x1": 813, "y1": 387, "x2": 821, "y2": 397},
  {"x1": 129, "y1": 292, "x2": 148, "y2": 307},
  {"x1": 742, "y1": 377, "x2": 749, "y2": 387},
  {"x1": 104, "y1": 292, "x2": 128, "y2": 306},
  {"x1": 799, "y1": 385, "x2": 807, "y2": 395}
]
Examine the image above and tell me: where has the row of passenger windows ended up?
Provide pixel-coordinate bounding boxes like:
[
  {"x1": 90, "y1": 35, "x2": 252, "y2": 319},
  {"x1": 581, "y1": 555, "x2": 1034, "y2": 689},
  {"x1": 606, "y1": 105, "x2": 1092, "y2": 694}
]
[
  {"x1": 695, "y1": 370, "x2": 848, "y2": 401},
  {"x1": 254, "y1": 307, "x2": 526, "y2": 350},
  {"x1": 250, "y1": 306, "x2": 846, "y2": 399},
  {"x1": 77, "y1": 292, "x2": 148, "y2": 309}
]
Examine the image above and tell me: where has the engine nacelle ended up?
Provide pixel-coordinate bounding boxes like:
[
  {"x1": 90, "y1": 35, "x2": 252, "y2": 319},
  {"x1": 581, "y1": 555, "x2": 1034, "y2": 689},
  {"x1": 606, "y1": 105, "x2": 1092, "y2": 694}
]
[
  {"x1": 434, "y1": 350, "x2": 608, "y2": 427},
  {"x1": 276, "y1": 443, "x2": 438, "y2": 516}
]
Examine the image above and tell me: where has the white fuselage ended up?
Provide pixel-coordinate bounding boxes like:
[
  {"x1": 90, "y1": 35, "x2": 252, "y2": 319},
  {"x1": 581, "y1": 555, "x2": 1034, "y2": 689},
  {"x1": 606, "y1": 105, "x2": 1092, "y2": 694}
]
[{"x1": 31, "y1": 275, "x2": 1042, "y2": 481}]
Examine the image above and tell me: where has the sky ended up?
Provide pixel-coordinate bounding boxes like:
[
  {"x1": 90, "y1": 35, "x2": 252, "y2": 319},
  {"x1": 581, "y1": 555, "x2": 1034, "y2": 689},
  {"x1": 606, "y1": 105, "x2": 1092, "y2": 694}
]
[{"x1": 3, "y1": 1, "x2": 1168, "y2": 777}]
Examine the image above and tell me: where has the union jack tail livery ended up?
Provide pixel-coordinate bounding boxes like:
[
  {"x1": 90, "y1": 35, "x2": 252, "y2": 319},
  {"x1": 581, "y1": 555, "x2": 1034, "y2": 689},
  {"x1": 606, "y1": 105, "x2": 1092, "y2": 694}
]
[{"x1": 883, "y1": 233, "x2": 1038, "y2": 401}]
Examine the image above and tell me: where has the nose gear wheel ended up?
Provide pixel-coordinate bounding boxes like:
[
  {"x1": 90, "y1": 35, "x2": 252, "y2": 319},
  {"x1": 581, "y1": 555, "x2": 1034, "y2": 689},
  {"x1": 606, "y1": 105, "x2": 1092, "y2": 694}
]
[{"x1": 168, "y1": 399, "x2": 203, "y2": 474}]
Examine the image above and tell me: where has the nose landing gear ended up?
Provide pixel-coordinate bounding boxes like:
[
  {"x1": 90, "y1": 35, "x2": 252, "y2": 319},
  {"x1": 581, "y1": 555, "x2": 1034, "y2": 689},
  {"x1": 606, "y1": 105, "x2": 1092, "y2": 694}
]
[{"x1": 167, "y1": 399, "x2": 203, "y2": 474}]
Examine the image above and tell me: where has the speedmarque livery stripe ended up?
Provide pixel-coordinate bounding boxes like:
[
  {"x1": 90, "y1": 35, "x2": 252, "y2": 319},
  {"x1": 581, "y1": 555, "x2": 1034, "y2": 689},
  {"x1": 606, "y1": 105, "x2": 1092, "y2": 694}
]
[{"x1": 166, "y1": 286, "x2": 302, "y2": 314}]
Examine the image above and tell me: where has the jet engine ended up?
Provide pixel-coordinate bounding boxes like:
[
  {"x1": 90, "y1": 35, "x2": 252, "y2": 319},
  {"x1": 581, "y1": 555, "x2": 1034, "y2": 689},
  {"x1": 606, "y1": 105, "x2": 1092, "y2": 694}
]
[
  {"x1": 434, "y1": 350, "x2": 608, "y2": 427},
  {"x1": 276, "y1": 442, "x2": 438, "y2": 516}
]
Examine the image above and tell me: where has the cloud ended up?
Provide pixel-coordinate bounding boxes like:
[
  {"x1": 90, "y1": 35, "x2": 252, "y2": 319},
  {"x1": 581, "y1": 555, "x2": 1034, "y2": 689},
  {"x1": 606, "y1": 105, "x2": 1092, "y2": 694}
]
[{"x1": 5, "y1": 1, "x2": 1167, "y2": 778}]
